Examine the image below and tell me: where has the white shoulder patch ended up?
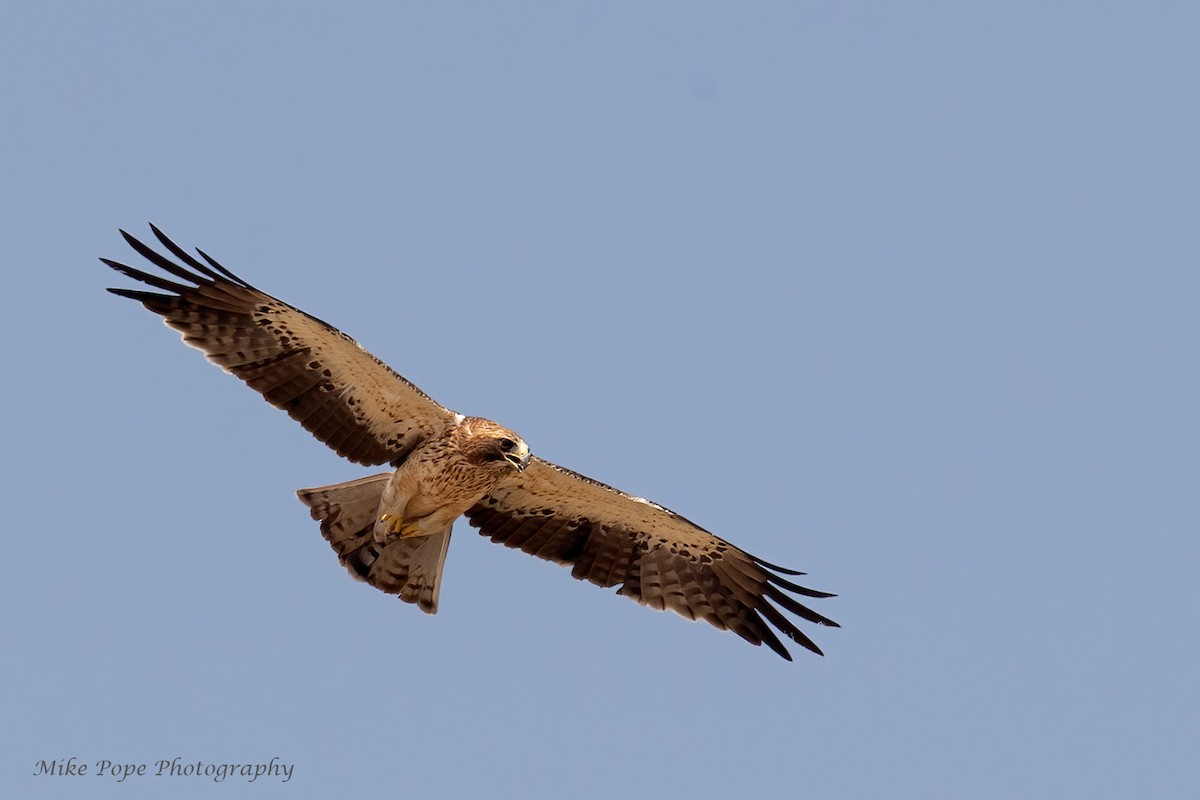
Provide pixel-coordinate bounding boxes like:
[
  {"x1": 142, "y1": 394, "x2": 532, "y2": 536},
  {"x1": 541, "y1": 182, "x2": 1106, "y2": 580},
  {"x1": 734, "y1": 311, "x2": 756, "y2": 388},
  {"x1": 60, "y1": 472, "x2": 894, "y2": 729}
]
[{"x1": 629, "y1": 495, "x2": 667, "y2": 512}]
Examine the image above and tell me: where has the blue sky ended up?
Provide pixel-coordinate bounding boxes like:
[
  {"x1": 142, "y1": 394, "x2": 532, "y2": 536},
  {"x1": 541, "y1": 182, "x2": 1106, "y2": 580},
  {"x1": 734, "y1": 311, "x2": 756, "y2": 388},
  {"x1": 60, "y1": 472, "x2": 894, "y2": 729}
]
[{"x1": 3, "y1": 2, "x2": 1198, "y2": 798}]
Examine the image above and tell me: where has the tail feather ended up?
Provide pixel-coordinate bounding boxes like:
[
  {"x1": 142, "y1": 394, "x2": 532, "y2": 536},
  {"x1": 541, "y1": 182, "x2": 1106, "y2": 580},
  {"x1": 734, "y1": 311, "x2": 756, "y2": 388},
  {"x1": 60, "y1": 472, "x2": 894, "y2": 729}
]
[{"x1": 297, "y1": 474, "x2": 452, "y2": 614}]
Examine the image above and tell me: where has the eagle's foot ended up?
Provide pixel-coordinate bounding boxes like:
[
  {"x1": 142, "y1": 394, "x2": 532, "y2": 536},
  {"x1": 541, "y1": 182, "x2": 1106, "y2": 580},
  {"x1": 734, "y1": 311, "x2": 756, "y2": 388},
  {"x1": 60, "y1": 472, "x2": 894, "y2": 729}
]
[{"x1": 378, "y1": 514, "x2": 421, "y2": 540}]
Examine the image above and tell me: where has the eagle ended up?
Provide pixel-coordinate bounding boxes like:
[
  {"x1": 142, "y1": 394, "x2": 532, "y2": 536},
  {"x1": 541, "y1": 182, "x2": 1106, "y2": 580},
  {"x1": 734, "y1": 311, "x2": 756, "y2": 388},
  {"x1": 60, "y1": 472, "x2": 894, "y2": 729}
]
[{"x1": 103, "y1": 225, "x2": 838, "y2": 660}]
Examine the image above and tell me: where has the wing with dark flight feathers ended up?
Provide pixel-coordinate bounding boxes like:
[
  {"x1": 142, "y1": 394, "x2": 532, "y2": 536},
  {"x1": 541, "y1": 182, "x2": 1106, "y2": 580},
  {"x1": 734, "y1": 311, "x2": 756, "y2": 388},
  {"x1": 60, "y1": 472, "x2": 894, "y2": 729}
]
[
  {"x1": 466, "y1": 457, "x2": 838, "y2": 660},
  {"x1": 103, "y1": 225, "x2": 459, "y2": 466}
]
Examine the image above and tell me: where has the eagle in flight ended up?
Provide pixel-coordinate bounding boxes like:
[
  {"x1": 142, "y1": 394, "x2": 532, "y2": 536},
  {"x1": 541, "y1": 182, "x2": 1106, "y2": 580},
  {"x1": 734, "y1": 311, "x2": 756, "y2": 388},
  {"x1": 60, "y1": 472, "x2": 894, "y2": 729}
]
[{"x1": 103, "y1": 226, "x2": 838, "y2": 660}]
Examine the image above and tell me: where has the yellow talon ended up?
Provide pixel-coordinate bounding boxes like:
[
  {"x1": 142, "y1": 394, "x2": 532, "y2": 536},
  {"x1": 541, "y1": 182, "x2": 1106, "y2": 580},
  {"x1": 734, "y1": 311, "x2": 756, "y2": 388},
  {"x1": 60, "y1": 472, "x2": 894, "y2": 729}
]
[{"x1": 378, "y1": 514, "x2": 418, "y2": 537}]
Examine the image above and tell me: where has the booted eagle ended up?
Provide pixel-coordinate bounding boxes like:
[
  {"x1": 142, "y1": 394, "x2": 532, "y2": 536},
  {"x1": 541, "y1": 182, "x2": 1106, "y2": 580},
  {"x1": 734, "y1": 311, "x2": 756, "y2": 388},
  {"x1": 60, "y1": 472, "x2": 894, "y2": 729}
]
[{"x1": 103, "y1": 226, "x2": 838, "y2": 660}]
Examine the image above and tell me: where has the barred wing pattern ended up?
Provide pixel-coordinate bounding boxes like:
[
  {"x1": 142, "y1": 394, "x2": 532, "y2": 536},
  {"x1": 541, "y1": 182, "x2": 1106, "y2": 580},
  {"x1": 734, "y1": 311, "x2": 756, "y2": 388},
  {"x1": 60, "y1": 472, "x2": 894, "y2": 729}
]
[
  {"x1": 103, "y1": 226, "x2": 458, "y2": 466},
  {"x1": 467, "y1": 457, "x2": 839, "y2": 659}
]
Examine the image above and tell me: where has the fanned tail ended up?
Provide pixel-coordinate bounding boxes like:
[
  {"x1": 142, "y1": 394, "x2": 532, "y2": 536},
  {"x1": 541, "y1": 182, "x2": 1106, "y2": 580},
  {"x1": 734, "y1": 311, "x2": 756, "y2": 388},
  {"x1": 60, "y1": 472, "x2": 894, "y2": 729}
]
[{"x1": 297, "y1": 474, "x2": 451, "y2": 613}]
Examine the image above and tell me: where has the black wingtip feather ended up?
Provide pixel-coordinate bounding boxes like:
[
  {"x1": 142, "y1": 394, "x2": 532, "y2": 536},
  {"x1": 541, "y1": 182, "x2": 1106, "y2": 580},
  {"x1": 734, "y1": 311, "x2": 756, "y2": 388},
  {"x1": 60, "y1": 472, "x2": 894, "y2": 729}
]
[
  {"x1": 194, "y1": 246, "x2": 249, "y2": 286},
  {"x1": 118, "y1": 228, "x2": 220, "y2": 288},
  {"x1": 755, "y1": 616, "x2": 795, "y2": 661},
  {"x1": 100, "y1": 258, "x2": 195, "y2": 295},
  {"x1": 147, "y1": 223, "x2": 228, "y2": 282},
  {"x1": 757, "y1": 602, "x2": 824, "y2": 657},
  {"x1": 764, "y1": 571, "x2": 838, "y2": 599},
  {"x1": 751, "y1": 555, "x2": 806, "y2": 576},
  {"x1": 112, "y1": 224, "x2": 256, "y2": 292},
  {"x1": 106, "y1": 286, "x2": 173, "y2": 305},
  {"x1": 764, "y1": 584, "x2": 840, "y2": 628}
]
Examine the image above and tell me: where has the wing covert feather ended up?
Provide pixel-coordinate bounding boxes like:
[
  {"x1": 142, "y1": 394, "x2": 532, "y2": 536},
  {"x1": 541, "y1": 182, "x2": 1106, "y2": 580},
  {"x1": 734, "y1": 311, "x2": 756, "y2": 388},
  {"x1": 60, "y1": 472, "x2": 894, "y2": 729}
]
[
  {"x1": 104, "y1": 226, "x2": 457, "y2": 466},
  {"x1": 466, "y1": 457, "x2": 838, "y2": 659}
]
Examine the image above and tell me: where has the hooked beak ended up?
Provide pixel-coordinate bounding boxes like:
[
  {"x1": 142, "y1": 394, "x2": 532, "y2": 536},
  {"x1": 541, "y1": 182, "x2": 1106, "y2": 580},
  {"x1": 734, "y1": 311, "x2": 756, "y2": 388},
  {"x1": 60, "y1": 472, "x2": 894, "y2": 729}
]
[{"x1": 504, "y1": 441, "x2": 531, "y2": 472}]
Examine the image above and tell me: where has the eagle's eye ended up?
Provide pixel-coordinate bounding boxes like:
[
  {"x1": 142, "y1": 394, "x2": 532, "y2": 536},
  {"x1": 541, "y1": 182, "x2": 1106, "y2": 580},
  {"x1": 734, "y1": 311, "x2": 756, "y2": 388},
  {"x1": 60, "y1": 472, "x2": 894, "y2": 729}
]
[{"x1": 498, "y1": 438, "x2": 516, "y2": 452}]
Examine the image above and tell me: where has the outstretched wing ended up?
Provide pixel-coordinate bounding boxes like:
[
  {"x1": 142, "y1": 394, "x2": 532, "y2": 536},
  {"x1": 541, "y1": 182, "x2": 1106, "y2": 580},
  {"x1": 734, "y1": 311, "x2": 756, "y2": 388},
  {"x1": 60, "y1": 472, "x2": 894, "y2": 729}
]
[
  {"x1": 465, "y1": 458, "x2": 838, "y2": 660},
  {"x1": 103, "y1": 225, "x2": 458, "y2": 466}
]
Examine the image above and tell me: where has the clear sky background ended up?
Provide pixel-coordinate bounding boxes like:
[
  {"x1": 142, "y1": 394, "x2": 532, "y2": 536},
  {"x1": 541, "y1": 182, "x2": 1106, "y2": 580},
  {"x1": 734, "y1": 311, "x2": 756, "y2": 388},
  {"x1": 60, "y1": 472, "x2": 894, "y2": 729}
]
[{"x1": 3, "y1": 2, "x2": 1198, "y2": 798}]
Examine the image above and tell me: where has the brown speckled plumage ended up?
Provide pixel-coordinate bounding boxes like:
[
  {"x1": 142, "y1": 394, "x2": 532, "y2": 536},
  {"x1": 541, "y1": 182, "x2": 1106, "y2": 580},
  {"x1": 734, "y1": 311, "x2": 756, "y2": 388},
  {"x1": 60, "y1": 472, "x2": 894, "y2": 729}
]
[{"x1": 104, "y1": 226, "x2": 838, "y2": 660}]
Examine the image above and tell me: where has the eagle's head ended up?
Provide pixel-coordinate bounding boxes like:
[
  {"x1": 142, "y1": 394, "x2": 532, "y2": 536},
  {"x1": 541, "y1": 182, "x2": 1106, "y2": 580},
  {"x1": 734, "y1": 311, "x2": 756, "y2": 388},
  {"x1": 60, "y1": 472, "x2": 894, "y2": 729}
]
[{"x1": 459, "y1": 417, "x2": 531, "y2": 473}]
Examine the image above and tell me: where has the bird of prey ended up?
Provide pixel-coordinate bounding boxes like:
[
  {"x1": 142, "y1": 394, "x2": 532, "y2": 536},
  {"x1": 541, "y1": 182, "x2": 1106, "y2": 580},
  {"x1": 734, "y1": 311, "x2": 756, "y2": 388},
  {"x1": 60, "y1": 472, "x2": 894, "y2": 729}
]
[{"x1": 103, "y1": 226, "x2": 838, "y2": 660}]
